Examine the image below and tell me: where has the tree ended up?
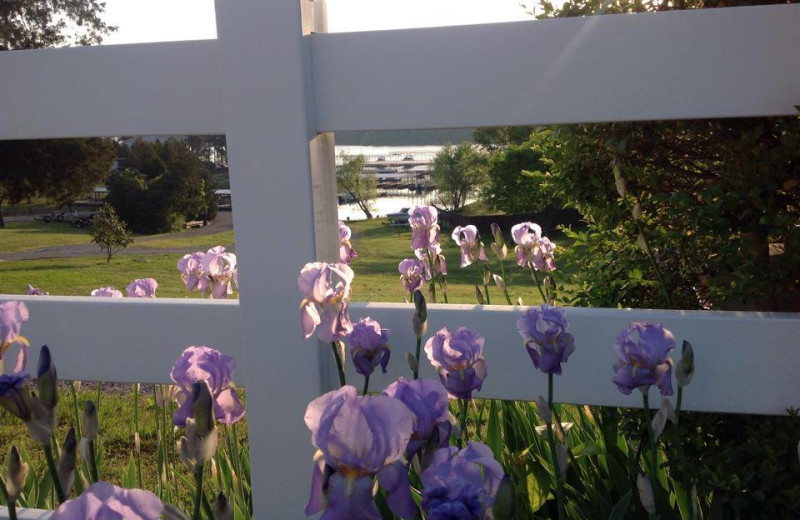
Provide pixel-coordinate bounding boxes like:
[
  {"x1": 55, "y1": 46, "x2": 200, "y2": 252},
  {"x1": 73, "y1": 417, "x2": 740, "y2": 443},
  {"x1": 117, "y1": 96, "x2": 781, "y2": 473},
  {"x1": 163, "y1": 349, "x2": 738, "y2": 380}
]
[
  {"x1": 0, "y1": 138, "x2": 117, "y2": 227},
  {"x1": 107, "y1": 138, "x2": 217, "y2": 233},
  {"x1": 483, "y1": 142, "x2": 551, "y2": 214},
  {"x1": 90, "y1": 204, "x2": 133, "y2": 263},
  {"x1": 1, "y1": 0, "x2": 115, "y2": 50},
  {"x1": 0, "y1": 1, "x2": 116, "y2": 227},
  {"x1": 431, "y1": 143, "x2": 488, "y2": 211},
  {"x1": 337, "y1": 154, "x2": 377, "y2": 219}
]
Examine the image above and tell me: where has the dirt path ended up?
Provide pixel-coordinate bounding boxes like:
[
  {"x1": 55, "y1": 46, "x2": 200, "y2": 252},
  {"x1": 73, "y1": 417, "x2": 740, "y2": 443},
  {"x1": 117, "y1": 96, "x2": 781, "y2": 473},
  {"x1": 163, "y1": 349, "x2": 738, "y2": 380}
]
[{"x1": 0, "y1": 212, "x2": 235, "y2": 261}]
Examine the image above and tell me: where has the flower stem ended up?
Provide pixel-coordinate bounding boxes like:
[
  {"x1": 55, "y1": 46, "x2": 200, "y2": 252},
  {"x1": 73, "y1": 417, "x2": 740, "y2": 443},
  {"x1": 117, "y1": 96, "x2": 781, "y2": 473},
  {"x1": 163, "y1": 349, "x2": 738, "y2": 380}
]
[
  {"x1": 192, "y1": 465, "x2": 204, "y2": 520},
  {"x1": 362, "y1": 375, "x2": 370, "y2": 396},
  {"x1": 87, "y1": 439, "x2": 99, "y2": 484},
  {"x1": 231, "y1": 423, "x2": 248, "y2": 514},
  {"x1": 330, "y1": 342, "x2": 347, "y2": 387},
  {"x1": 634, "y1": 219, "x2": 672, "y2": 309},
  {"x1": 642, "y1": 391, "x2": 658, "y2": 481},
  {"x1": 43, "y1": 443, "x2": 66, "y2": 503},
  {"x1": 69, "y1": 382, "x2": 82, "y2": 440},
  {"x1": 499, "y1": 259, "x2": 513, "y2": 305},
  {"x1": 546, "y1": 373, "x2": 566, "y2": 520},
  {"x1": 133, "y1": 383, "x2": 143, "y2": 488},
  {"x1": 413, "y1": 337, "x2": 422, "y2": 380},
  {"x1": 531, "y1": 268, "x2": 548, "y2": 305},
  {"x1": 459, "y1": 398, "x2": 469, "y2": 448}
]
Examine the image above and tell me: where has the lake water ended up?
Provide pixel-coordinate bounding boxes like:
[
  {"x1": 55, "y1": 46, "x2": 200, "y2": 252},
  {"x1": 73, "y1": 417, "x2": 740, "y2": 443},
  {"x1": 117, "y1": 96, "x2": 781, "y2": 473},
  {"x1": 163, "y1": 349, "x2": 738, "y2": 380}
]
[{"x1": 335, "y1": 145, "x2": 446, "y2": 221}]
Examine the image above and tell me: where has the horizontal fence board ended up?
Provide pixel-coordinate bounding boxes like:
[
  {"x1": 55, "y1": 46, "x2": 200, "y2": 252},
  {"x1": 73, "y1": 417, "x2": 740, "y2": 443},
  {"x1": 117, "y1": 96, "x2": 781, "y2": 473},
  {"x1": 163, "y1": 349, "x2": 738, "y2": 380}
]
[
  {"x1": 0, "y1": 40, "x2": 224, "y2": 140},
  {"x1": 0, "y1": 296, "x2": 243, "y2": 385},
  {"x1": 0, "y1": 508, "x2": 50, "y2": 519},
  {"x1": 343, "y1": 303, "x2": 800, "y2": 416},
  {"x1": 313, "y1": 5, "x2": 800, "y2": 131}
]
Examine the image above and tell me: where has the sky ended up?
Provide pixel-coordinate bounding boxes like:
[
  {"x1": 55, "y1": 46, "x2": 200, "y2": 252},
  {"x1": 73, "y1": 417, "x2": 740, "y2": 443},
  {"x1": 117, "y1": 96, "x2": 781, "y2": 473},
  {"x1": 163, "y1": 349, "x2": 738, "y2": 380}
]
[{"x1": 101, "y1": 0, "x2": 538, "y2": 46}]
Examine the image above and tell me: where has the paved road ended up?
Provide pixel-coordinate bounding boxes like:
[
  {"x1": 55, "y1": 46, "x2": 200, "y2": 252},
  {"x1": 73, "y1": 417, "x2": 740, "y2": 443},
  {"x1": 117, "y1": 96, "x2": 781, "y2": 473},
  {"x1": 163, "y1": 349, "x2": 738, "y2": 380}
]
[{"x1": 0, "y1": 211, "x2": 235, "y2": 261}]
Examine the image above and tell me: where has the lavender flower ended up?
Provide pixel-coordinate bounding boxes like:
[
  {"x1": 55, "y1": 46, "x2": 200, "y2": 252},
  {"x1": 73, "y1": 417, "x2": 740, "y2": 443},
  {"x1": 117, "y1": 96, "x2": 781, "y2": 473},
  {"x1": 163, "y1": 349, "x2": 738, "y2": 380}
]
[
  {"x1": 0, "y1": 301, "x2": 29, "y2": 370},
  {"x1": 177, "y1": 251, "x2": 209, "y2": 292},
  {"x1": 90, "y1": 287, "x2": 123, "y2": 298},
  {"x1": 517, "y1": 305, "x2": 576, "y2": 375},
  {"x1": 339, "y1": 221, "x2": 357, "y2": 265},
  {"x1": 613, "y1": 322, "x2": 675, "y2": 396},
  {"x1": 416, "y1": 243, "x2": 448, "y2": 277},
  {"x1": 298, "y1": 262, "x2": 354, "y2": 343},
  {"x1": 398, "y1": 258, "x2": 431, "y2": 294},
  {"x1": 408, "y1": 206, "x2": 440, "y2": 251},
  {"x1": 451, "y1": 225, "x2": 488, "y2": 268},
  {"x1": 382, "y1": 377, "x2": 453, "y2": 459},
  {"x1": 0, "y1": 372, "x2": 33, "y2": 420},
  {"x1": 25, "y1": 284, "x2": 48, "y2": 296},
  {"x1": 348, "y1": 318, "x2": 391, "y2": 378},
  {"x1": 421, "y1": 442, "x2": 505, "y2": 520},
  {"x1": 304, "y1": 386, "x2": 415, "y2": 519},
  {"x1": 512, "y1": 222, "x2": 557, "y2": 271},
  {"x1": 126, "y1": 278, "x2": 158, "y2": 298},
  {"x1": 202, "y1": 246, "x2": 238, "y2": 299},
  {"x1": 50, "y1": 481, "x2": 166, "y2": 520},
  {"x1": 170, "y1": 346, "x2": 245, "y2": 426},
  {"x1": 424, "y1": 327, "x2": 487, "y2": 401}
]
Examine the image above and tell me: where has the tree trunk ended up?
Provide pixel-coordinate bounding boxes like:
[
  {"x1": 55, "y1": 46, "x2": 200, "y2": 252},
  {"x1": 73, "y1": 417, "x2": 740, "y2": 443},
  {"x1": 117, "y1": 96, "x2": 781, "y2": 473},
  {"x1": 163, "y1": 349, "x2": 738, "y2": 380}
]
[
  {"x1": 0, "y1": 197, "x2": 5, "y2": 228},
  {"x1": 358, "y1": 201, "x2": 373, "y2": 220}
]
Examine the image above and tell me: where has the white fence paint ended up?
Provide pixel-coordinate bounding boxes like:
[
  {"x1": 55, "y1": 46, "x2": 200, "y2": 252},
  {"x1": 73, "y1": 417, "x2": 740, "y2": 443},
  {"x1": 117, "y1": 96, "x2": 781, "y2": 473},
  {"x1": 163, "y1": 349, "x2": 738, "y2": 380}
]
[{"x1": 0, "y1": 1, "x2": 799, "y2": 517}]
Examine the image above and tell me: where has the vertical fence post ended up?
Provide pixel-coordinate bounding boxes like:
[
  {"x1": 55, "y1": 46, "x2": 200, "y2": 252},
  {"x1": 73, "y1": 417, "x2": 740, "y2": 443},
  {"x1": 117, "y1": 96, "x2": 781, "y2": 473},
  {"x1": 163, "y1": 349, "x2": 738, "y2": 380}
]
[{"x1": 214, "y1": 0, "x2": 337, "y2": 515}]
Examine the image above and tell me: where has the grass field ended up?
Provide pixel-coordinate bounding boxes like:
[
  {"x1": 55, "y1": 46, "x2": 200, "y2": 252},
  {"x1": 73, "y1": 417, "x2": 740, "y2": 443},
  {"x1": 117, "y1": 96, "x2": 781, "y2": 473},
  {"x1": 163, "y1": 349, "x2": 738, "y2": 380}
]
[{"x1": 0, "y1": 218, "x2": 570, "y2": 303}]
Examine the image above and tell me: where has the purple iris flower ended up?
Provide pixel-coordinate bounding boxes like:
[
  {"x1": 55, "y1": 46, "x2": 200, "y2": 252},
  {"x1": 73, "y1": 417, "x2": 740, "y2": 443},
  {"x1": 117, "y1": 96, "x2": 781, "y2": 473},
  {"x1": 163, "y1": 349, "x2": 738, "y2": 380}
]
[
  {"x1": 415, "y1": 243, "x2": 448, "y2": 277},
  {"x1": 91, "y1": 287, "x2": 123, "y2": 298},
  {"x1": 0, "y1": 371, "x2": 33, "y2": 421},
  {"x1": 348, "y1": 318, "x2": 391, "y2": 378},
  {"x1": 126, "y1": 278, "x2": 158, "y2": 298},
  {"x1": 613, "y1": 322, "x2": 675, "y2": 396},
  {"x1": 202, "y1": 246, "x2": 238, "y2": 299},
  {"x1": 298, "y1": 262, "x2": 354, "y2": 343},
  {"x1": 517, "y1": 305, "x2": 576, "y2": 375},
  {"x1": 451, "y1": 226, "x2": 488, "y2": 268},
  {"x1": 421, "y1": 442, "x2": 505, "y2": 520},
  {"x1": 25, "y1": 284, "x2": 48, "y2": 296},
  {"x1": 304, "y1": 386, "x2": 415, "y2": 520},
  {"x1": 398, "y1": 258, "x2": 431, "y2": 294},
  {"x1": 0, "y1": 301, "x2": 29, "y2": 370},
  {"x1": 339, "y1": 221, "x2": 357, "y2": 265},
  {"x1": 512, "y1": 222, "x2": 557, "y2": 271},
  {"x1": 177, "y1": 251, "x2": 209, "y2": 293},
  {"x1": 170, "y1": 346, "x2": 245, "y2": 426},
  {"x1": 424, "y1": 327, "x2": 487, "y2": 401},
  {"x1": 409, "y1": 206, "x2": 440, "y2": 251},
  {"x1": 382, "y1": 377, "x2": 453, "y2": 459},
  {"x1": 50, "y1": 481, "x2": 165, "y2": 520}
]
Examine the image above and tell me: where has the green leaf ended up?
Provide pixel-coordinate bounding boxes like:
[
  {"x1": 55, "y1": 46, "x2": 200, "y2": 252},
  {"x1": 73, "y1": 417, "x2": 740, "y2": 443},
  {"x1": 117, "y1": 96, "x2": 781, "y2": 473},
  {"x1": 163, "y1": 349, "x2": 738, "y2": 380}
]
[
  {"x1": 486, "y1": 400, "x2": 503, "y2": 461},
  {"x1": 607, "y1": 489, "x2": 632, "y2": 520},
  {"x1": 526, "y1": 462, "x2": 550, "y2": 513},
  {"x1": 123, "y1": 452, "x2": 137, "y2": 489}
]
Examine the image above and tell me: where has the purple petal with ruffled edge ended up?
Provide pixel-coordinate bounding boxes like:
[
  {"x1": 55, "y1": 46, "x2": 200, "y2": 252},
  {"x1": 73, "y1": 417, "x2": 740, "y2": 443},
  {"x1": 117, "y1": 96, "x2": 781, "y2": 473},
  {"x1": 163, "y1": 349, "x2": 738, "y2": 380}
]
[
  {"x1": 322, "y1": 473, "x2": 380, "y2": 520},
  {"x1": 50, "y1": 481, "x2": 164, "y2": 520}
]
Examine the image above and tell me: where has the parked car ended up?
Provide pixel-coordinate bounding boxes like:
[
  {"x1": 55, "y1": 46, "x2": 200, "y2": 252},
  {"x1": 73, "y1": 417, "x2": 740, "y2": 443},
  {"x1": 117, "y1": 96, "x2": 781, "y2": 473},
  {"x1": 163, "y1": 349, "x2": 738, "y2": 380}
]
[{"x1": 386, "y1": 207, "x2": 410, "y2": 225}]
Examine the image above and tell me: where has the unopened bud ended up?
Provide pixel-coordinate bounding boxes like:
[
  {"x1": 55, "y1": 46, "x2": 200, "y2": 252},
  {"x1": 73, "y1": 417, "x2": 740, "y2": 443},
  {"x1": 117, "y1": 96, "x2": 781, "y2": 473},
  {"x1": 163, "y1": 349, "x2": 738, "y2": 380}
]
[
  {"x1": 556, "y1": 444, "x2": 568, "y2": 477},
  {"x1": 491, "y1": 242, "x2": 508, "y2": 261},
  {"x1": 163, "y1": 503, "x2": 191, "y2": 520},
  {"x1": 651, "y1": 406, "x2": 668, "y2": 442},
  {"x1": 676, "y1": 340, "x2": 694, "y2": 388},
  {"x1": 475, "y1": 285, "x2": 486, "y2": 305},
  {"x1": 637, "y1": 233, "x2": 648, "y2": 253},
  {"x1": 636, "y1": 473, "x2": 656, "y2": 514},
  {"x1": 6, "y1": 446, "x2": 28, "y2": 502},
  {"x1": 82, "y1": 400, "x2": 98, "y2": 441},
  {"x1": 493, "y1": 475, "x2": 516, "y2": 519},
  {"x1": 213, "y1": 492, "x2": 234, "y2": 520},
  {"x1": 26, "y1": 396, "x2": 56, "y2": 444},
  {"x1": 177, "y1": 436, "x2": 194, "y2": 471},
  {"x1": 440, "y1": 278, "x2": 448, "y2": 295},
  {"x1": 412, "y1": 314, "x2": 427, "y2": 339},
  {"x1": 491, "y1": 223, "x2": 505, "y2": 247},
  {"x1": 516, "y1": 297, "x2": 524, "y2": 306},
  {"x1": 72, "y1": 380, "x2": 82, "y2": 394},
  {"x1": 632, "y1": 201, "x2": 642, "y2": 220},
  {"x1": 405, "y1": 352, "x2": 419, "y2": 374},
  {"x1": 57, "y1": 428, "x2": 77, "y2": 497},
  {"x1": 661, "y1": 397, "x2": 677, "y2": 424},
  {"x1": 613, "y1": 160, "x2": 626, "y2": 197},
  {"x1": 134, "y1": 432, "x2": 141, "y2": 452},
  {"x1": 191, "y1": 382, "x2": 215, "y2": 438},
  {"x1": 36, "y1": 345, "x2": 58, "y2": 410},
  {"x1": 536, "y1": 396, "x2": 551, "y2": 424},
  {"x1": 413, "y1": 290, "x2": 427, "y2": 323},
  {"x1": 493, "y1": 274, "x2": 506, "y2": 292}
]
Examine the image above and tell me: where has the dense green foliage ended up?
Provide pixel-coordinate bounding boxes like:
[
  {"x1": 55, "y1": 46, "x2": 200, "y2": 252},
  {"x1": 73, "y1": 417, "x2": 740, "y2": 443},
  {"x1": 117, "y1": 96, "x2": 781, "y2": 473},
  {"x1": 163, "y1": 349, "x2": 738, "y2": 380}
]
[
  {"x1": 336, "y1": 129, "x2": 474, "y2": 146},
  {"x1": 109, "y1": 139, "x2": 218, "y2": 234},
  {"x1": 0, "y1": 138, "x2": 117, "y2": 227},
  {"x1": 483, "y1": 144, "x2": 551, "y2": 214},
  {"x1": 0, "y1": 0, "x2": 115, "y2": 50},
  {"x1": 89, "y1": 204, "x2": 134, "y2": 263},
  {"x1": 432, "y1": 142, "x2": 489, "y2": 211}
]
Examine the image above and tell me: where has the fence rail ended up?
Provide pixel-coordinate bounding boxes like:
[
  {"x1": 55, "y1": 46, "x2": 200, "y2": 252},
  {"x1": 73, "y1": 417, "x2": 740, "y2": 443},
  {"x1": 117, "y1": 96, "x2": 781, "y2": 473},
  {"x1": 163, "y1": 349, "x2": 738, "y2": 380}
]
[{"x1": 1, "y1": 1, "x2": 799, "y2": 517}]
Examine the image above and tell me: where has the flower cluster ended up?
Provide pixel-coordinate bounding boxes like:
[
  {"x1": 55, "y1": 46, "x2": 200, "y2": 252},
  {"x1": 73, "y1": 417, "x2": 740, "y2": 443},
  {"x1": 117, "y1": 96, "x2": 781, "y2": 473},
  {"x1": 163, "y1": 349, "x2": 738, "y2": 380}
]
[
  {"x1": 451, "y1": 225, "x2": 487, "y2": 268},
  {"x1": 398, "y1": 258, "x2": 431, "y2": 294},
  {"x1": 177, "y1": 246, "x2": 238, "y2": 299},
  {"x1": 347, "y1": 318, "x2": 391, "y2": 377},
  {"x1": 612, "y1": 322, "x2": 675, "y2": 396},
  {"x1": 408, "y1": 206, "x2": 447, "y2": 277},
  {"x1": 511, "y1": 221, "x2": 556, "y2": 271},
  {"x1": 424, "y1": 327, "x2": 487, "y2": 401}
]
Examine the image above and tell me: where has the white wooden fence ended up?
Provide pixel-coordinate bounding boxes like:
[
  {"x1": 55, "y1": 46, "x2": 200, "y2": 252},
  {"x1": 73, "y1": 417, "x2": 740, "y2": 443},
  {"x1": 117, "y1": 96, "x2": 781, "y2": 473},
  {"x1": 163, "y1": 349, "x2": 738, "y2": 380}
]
[{"x1": 1, "y1": 1, "x2": 799, "y2": 517}]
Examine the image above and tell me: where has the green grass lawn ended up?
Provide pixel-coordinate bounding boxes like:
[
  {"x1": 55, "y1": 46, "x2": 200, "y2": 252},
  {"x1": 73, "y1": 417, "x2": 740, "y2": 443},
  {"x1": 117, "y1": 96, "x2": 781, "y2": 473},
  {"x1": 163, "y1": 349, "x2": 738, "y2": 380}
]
[{"x1": 0, "y1": 218, "x2": 572, "y2": 302}]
